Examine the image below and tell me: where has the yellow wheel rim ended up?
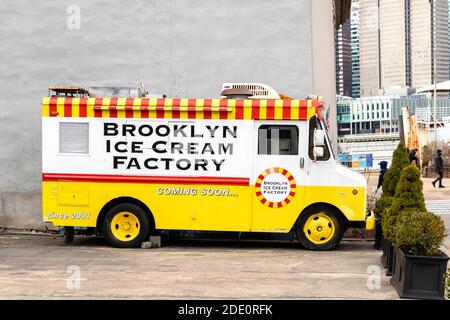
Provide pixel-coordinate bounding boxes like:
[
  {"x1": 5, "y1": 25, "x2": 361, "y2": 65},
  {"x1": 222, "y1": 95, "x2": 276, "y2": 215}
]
[
  {"x1": 110, "y1": 212, "x2": 140, "y2": 242},
  {"x1": 303, "y1": 212, "x2": 335, "y2": 245}
]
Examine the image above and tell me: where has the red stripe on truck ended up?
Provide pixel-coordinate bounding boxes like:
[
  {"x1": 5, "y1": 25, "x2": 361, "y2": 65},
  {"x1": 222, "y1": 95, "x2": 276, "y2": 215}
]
[{"x1": 42, "y1": 173, "x2": 250, "y2": 186}]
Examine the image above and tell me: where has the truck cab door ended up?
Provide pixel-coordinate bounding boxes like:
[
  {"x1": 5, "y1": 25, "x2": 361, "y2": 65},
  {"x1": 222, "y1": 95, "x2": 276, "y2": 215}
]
[
  {"x1": 303, "y1": 116, "x2": 337, "y2": 205},
  {"x1": 251, "y1": 121, "x2": 307, "y2": 233}
]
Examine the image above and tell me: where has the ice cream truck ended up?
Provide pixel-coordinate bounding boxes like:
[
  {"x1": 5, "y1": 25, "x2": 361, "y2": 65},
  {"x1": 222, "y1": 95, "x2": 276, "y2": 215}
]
[{"x1": 42, "y1": 83, "x2": 374, "y2": 250}]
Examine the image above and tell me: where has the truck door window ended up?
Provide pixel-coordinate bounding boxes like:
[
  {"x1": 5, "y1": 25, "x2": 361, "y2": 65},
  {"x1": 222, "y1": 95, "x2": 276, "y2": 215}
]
[
  {"x1": 258, "y1": 125, "x2": 298, "y2": 155},
  {"x1": 308, "y1": 116, "x2": 330, "y2": 161},
  {"x1": 59, "y1": 122, "x2": 89, "y2": 154}
]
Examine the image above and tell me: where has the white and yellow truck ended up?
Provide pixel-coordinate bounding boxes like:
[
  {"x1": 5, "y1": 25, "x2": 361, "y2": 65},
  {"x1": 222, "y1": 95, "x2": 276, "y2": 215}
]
[{"x1": 42, "y1": 84, "x2": 374, "y2": 250}]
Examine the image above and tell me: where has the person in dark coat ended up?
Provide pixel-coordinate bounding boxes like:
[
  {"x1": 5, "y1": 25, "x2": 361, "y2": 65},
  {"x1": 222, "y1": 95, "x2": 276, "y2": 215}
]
[
  {"x1": 376, "y1": 161, "x2": 388, "y2": 192},
  {"x1": 432, "y1": 149, "x2": 445, "y2": 188},
  {"x1": 408, "y1": 148, "x2": 419, "y2": 166}
]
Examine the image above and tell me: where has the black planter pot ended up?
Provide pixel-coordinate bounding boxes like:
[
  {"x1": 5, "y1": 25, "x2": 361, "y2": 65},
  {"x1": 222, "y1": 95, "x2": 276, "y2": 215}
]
[
  {"x1": 374, "y1": 219, "x2": 384, "y2": 250},
  {"x1": 390, "y1": 246, "x2": 449, "y2": 300},
  {"x1": 385, "y1": 241, "x2": 395, "y2": 276},
  {"x1": 381, "y1": 238, "x2": 388, "y2": 268},
  {"x1": 381, "y1": 239, "x2": 395, "y2": 273}
]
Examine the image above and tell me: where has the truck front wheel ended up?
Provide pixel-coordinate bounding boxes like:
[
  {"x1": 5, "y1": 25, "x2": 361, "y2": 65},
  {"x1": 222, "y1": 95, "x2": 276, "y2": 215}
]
[
  {"x1": 296, "y1": 206, "x2": 345, "y2": 251},
  {"x1": 104, "y1": 203, "x2": 150, "y2": 248}
]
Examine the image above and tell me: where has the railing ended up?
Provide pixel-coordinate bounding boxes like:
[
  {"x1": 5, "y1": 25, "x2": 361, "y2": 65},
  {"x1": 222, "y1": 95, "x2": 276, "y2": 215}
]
[{"x1": 422, "y1": 167, "x2": 450, "y2": 178}]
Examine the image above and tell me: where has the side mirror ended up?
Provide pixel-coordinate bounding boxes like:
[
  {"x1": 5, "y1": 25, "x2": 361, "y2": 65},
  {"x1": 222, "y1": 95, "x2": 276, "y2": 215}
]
[
  {"x1": 313, "y1": 147, "x2": 324, "y2": 159},
  {"x1": 314, "y1": 129, "x2": 325, "y2": 147}
]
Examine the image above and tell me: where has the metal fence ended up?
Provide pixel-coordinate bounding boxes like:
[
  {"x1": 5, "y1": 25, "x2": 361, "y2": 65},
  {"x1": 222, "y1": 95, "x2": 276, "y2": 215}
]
[{"x1": 422, "y1": 167, "x2": 450, "y2": 178}]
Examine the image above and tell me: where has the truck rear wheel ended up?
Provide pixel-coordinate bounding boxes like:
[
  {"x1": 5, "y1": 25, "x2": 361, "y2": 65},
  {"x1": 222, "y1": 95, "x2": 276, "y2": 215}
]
[
  {"x1": 104, "y1": 203, "x2": 150, "y2": 248},
  {"x1": 296, "y1": 206, "x2": 344, "y2": 251}
]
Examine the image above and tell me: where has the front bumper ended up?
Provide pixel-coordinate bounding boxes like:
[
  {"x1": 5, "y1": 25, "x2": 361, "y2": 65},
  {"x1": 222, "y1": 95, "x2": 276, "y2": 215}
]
[
  {"x1": 348, "y1": 210, "x2": 375, "y2": 231},
  {"x1": 365, "y1": 210, "x2": 375, "y2": 231}
]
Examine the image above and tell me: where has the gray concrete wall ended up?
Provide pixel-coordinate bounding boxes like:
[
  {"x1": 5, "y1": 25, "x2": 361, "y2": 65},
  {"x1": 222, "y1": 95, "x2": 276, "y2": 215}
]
[{"x1": 0, "y1": 0, "x2": 317, "y2": 229}]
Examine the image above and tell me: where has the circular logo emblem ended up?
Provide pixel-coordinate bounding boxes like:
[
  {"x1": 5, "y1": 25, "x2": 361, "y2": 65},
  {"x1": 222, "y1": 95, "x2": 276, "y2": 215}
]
[{"x1": 255, "y1": 167, "x2": 296, "y2": 208}]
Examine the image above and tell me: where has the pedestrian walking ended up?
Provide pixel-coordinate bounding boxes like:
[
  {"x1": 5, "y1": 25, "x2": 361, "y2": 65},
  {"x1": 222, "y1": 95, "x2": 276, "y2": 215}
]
[
  {"x1": 432, "y1": 149, "x2": 445, "y2": 188},
  {"x1": 408, "y1": 148, "x2": 418, "y2": 166},
  {"x1": 376, "y1": 161, "x2": 388, "y2": 192}
]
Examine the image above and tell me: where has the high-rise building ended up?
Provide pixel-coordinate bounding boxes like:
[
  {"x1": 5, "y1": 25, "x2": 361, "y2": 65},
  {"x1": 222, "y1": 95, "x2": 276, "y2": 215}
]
[
  {"x1": 351, "y1": 0, "x2": 361, "y2": 98},
  {"x1": 336, "y1": 18, "x2": 353, "y2": 97},
  {"x1": 379, "y1": 0, "x2": 409, "y2": 89},
  {"x1": 411, "y1": 0, "x2": 449, "y2": 89},
  {"x1": 359, "y1": 0, "x2": 449, "y2": 96},
  {"x1": 359, "y1": 0, "x2": 381, "y2": 96}
]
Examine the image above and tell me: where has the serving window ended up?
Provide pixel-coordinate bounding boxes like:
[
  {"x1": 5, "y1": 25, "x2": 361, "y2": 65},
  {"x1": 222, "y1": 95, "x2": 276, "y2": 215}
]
[{"x1": 59, "y1": 122, "x2": 89, "y2": 154}]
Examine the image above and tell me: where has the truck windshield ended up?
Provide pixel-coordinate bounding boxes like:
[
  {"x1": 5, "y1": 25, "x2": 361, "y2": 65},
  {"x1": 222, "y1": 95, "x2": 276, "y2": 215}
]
[
  {"x1": 320, "y1": 119, "x2": 335, "y2": 160},
  {"x1": 308, "y1": 116, "x2": 331, "y2": 161}
]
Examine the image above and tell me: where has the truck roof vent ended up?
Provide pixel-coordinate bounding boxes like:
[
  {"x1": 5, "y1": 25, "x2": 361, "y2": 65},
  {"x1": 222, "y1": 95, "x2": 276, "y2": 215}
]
[
  {"x1": 48, "y1": 86, "x2": 89, "y2": 97},
  {"x1": 221, "y1": 83, "x2": 280, "y2": 99},
  {"x1": 49, "y1": 82, "x2": 150, "y2": 98},
  {"x1": 220, "y1": 88, "x2": 253, "y2": 99}
]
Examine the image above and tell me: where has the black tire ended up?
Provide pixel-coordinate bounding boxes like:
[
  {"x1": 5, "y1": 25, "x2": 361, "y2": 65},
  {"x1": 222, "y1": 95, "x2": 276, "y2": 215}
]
[
  {"x1": 296, "y1": 205, "x2": 345, "y2": 251},
  {"x1": 64, "y1": 227, "x2": 75, "y2": 244},
  {"x1": 104, "y1": 203, "x2": 150, "y2": 248}
]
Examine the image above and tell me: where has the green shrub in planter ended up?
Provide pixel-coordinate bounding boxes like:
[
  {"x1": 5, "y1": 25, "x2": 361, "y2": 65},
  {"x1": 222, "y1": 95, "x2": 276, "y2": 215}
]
[
  {"x1": 374, "y1": 195, "x2": 392, "y2": 251},
  {"x1": 381, "y1": 143, "x2": 410, "y2": 197},
  {"x1": 381, "y1": 165, "x2": 426, "y2": 275},
  {"x1": 376, "y1": 143, "x2": 409, "y2": 219},
  {"x1": 390, "y1": 210, "x2": 448, "y2": 299},
  {"x1": 376, "y1": 143, "x2": 409, "y2": 255},
  {"x1": 390, "y1": 166, "x2": 426, "y2": 214},
  {"x1": 393, "y1": 210, "x2": 446, "y2": 256},
  {"x1": 375, "y1": 196, "x2": 393, "y2": 219},
  {"x1": 375, "y1": 195, "x2": 392, "y2": 251},
  {"x1": 382, "y1": 165, "x2": 426, "y2": 242},
  {"x1": 376, "y1": 143, "x2": 409, "y2": 220}
]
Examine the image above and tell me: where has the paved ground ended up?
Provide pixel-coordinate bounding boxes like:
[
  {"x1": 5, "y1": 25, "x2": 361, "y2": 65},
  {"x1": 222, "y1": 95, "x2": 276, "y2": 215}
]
[{"x1": 0, "y1": 235, "x2": 398, "y2": 299}]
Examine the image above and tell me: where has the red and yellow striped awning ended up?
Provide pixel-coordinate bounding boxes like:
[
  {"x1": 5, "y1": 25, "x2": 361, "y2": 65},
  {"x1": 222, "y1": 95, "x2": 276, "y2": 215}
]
[{"x1": 42, "y1": 97, "x2": 323, "y2": 121}]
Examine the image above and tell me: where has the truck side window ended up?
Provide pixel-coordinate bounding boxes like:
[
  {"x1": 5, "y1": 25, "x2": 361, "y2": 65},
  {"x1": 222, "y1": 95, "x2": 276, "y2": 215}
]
[
  {"x1": 258, "y1": 125, "x2": 298, "y2": 155},
  {"x1": 59, "y1": 122, "x2": 89, "y2": 154},
  {"x1": 308, "y1": 116, "x2": 330, "y2": 161}
]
